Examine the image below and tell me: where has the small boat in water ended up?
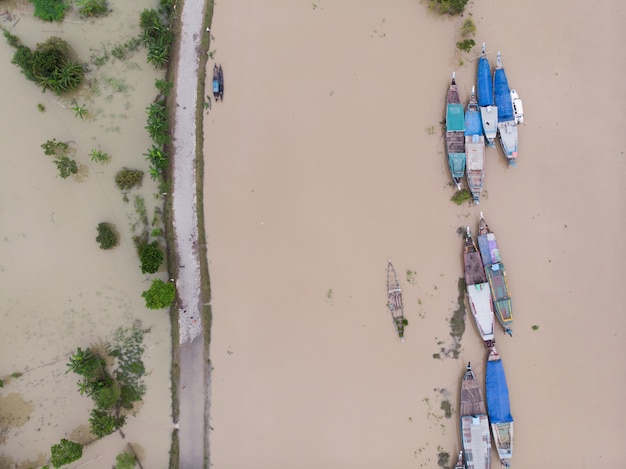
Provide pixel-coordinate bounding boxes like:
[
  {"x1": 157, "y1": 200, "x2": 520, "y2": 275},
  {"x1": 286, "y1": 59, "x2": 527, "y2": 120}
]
[
  {"x1": 464, "y1": 227, "x2": 495, "y2": 347},
  {"x1": 477, "y1": 43, "x2": 498, "y2": 147},
  {"x1": 486, "y1": 346, "x2": 514, "y2": 468},
  {"x1": 446, "y1": 73, "x2": 466, "y2": 189},
  {"x1": 494, "y1": 52, "x2": 518, "y2": 165},
  {"x1": 386, "y1": 259, "x2": 407, "y2": 341},
  {"x1": 464, "y1": 87, "x2": 485, "y2": 205},
  {"x1": 460, "y1": 363, "x2": 491, "y2": 469},
  {"x1": 212, "y1": 64, "x2": 224, "y2": 101},
  {"x1": 454, "y1": 451, "x2": 466, "y2": 469},
  {"x1": 477, "y1": 213, "x2": 513, "y2": 336},
  {"x1": 510, "y1": 89, "x2": 524, "y2": 124}
]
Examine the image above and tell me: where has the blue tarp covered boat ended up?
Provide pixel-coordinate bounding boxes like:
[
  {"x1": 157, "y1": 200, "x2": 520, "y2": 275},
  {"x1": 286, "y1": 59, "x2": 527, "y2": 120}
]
[
  {"x1": 476, "y1": 44, "x2": 497, "y2": 147},
  {"x1": 494, "y1": 52, "x2": 518, "y2": 165},
  {"x1": 446, "y1": 73, "x2": 466, "y2": 189},
  {"x1": 465, "y1": 87, "x2": 485, "y2": 204},
  {"x1": 486, "y1": 347, "x2": 514, "y2": 468}
]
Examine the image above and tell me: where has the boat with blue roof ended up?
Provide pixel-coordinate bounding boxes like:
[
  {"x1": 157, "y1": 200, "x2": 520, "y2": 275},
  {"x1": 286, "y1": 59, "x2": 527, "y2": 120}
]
[
  {"x1": 477, "y1": 44, "x2": 497, "y2": 147},
  {"x1": 494, "y1": 51, "x2": 518, "y2": 165},
  {"x1": 486, "y1": 346, "x2": 514, "y2": 468}
]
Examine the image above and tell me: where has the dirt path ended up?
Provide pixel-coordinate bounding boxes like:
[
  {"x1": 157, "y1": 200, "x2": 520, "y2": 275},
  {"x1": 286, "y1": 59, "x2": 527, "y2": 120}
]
[{"x1": 170, "y1": 0, "x2": 209, "y2": 467}]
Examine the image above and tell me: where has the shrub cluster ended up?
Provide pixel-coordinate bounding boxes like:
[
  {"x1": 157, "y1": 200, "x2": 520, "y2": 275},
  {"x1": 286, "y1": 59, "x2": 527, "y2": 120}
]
[
  {"x1": 115, "y1": 168, "x2": 144, "y2": 190},
  {"x1": 429, "y1": 0, "x2": 468, "y2": 15},
  {"x1": 96, "y1": 222, "x2": 118, "y2": 250}
]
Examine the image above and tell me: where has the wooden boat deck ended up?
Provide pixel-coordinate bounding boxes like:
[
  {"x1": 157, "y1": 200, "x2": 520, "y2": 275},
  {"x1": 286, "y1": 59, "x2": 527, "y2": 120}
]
[
  {"x1": 460, "y1": 372, "x2": 487, "y2": 416},
  {"x1": 464, "y1": 229, "x2": 487, "y2": 286}
]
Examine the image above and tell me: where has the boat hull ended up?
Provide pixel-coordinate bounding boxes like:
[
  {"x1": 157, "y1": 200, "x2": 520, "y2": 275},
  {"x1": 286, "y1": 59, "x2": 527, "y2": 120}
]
[
  {"x1": 479, "y1": 106, "x2": 498, "y2": 147},
  {"x1": 486, "y1": 347, "x2": 514, "y2": 468},
  {"x1": 465, "y1": 135, "x2": 485, "y2": 204},
  {"x1": 497, "y1": 121, "x2": 518, "y2": 166},
  {"x1": 461, "y1": 415, "x2": 491, "y2": 469},
  {"x1": 491, "y1": 421, "x2": 514, "y2": 468},
  {"x1": 466, "y1": 282, "x2": 495, "y2": 344}
]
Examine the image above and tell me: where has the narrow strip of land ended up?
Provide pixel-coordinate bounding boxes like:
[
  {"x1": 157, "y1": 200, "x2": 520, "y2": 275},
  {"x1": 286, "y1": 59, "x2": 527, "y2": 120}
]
[{"x1": 170, "y1": 0, "x2": 209, "y2": 467}]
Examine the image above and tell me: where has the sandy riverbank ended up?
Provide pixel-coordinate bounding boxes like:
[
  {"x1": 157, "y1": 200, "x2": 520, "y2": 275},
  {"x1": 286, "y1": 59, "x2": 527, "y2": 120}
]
[{"x1": 203, "y1": 1, "x2": 626, "y2": 467}]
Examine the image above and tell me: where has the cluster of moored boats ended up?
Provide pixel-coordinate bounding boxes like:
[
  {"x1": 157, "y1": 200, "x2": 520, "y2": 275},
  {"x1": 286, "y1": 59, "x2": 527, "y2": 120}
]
[
  {"x1": 385, "y1": 212, "x2": 515, "y2": 468},
  {"x1": 459, "y1": 213, "x2": 514, "y2": 468},
  {"x1": 446, "y1": 43, "x2": 524, "y2": 205}
]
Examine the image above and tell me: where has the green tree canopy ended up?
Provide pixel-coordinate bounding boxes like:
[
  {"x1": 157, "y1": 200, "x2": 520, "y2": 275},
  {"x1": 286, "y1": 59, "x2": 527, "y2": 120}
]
[
  {"x1": 96, "y1": 222, "x2": 118, "y2": 250},
  {"x1": 139, "y1": 241, "x2": 163, "y2": 274},
  {"x1": 89, "y1": 409, "x2": 126, "y2": 438},
  {"x1": 50, "y1": 439, "x2": 83, "y2": 468},
  {"x1": 141, "y1": 279, "x2": 175, "y2": 309},
  {"x1": 114, "y1": 451, "x2": 137, "y2": 469}
]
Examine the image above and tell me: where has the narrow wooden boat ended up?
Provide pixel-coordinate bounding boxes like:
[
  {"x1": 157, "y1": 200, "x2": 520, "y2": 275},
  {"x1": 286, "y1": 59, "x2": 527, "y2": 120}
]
[
  {"x1": 460, "y1": 363, "x2": 491, "y2": 469},
  {"x1": 217, "y1": 64, "x2": 224, "y2": 101},
  {"x1": 212, "y1": 64, "x2": 220, "y2": 100},
  {"x1": 494, "y1": 52, "x2": 518, "y2": 166},
  {"x1": 446, "y1": 73, "x2": 466, "y2": 189},
  {"x1": 386, "y1": 259, "x2": 407, "y2": 341},
  {"x1": 454, "y1": 450, "x2": 467, "y2": 469},
  {"x1": 476, "y1": 43, "x2": 498, "y2": 147},
  {"x1": 486, "y1": 346, "x2": 514, "y2": 468},
  {"x1": 477, "y1": 213, "x2": 513, "y2": 336},
  {"x1": 463, "y1": 227, "x2": 495, "y2": 347},
  {"x1": 464, "y1": 87, "x2": 485, "y2": 205}
]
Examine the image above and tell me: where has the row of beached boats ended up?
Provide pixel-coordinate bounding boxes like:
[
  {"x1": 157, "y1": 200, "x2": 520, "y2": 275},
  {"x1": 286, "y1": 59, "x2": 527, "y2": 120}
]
[
  {"x1": 457, "y1": 213, "x2": 514, "y2": 468},
  {"x1": 445, "y1": 44, "x2": 524, "y2": 205}
]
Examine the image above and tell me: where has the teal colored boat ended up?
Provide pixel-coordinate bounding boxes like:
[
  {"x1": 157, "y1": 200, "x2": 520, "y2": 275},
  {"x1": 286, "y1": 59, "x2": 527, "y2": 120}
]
[
  {"x1": 445, "y1": 73, "x2": 465, "y2": 189},
  {"x1": 477, "y1": 213, "x2": 513, "y2": 336}
]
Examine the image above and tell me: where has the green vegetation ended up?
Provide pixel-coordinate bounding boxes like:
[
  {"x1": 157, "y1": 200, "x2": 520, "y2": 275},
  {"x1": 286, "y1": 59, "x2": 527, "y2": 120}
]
[
  {"x1": 395, "y1": 317, "x2": 409, "y2": 338},
  {"x1": 5, "y1": 34, "x2": 84, "y2": 94},
  {"x1": 437, "y1": 449, "x2": 450, "y2": 468},
  {"x1": 11, "y1": 372, "x2": 22, "y2": 378},
  {"x1": 456, "y1": 39, "x2": 475, "y2": 53},
  {"x1": 71, "y1": 102, "x2": 88, "y2": 119},
  {"x1": 54, "y1": 156, "x2": 78, "y2": 178},
  {"x1": 145, "y1": 100, "x2": 170, "y2": 145},
  {"x1": 114, "y1": 451, "x2": 137, "y2": 469},
  {"x1": 139, "y1": 240, "x2": 164, "y2": 274},
  {"x1": 440, "y1": 399, "x2": 452, "y2": 418},
  {"x1": 460, "y1": 17, "x2": 476, "y2": 37},
  {"x1": 142, "y1": 278, "x2": 176, "y2": 309},
  {"x1": 31, "y1": 0, "x2": 70, "y2": 22},
  {"x1": 38, "y1": 103, "x2": 46, "y2": 112},
  {"x1": 532, "y1": 324, "x2": 540, "y2": 331},
  {"x1": 155, "y1": 78, "x2": 173, "y2": 96},
  {"x1": 144, "y1": 145, "x2": 168, "y2": 180},
  {"x1": 428, "y1": 0, "x2": 468, "y2": 15},
  {"x1": 75, "y1": 0, "x2": 108, "y2": 17},
  {"x1": 50, "y1": 438, "x2": 83, "y2": 467},
  {"x1": 115, "y1": 168, "x2": 144, "y2": 191},
  {"x1": 96, "y1": 222, "x2": 118, "y2": 250},
  {"x1": 110, "y1": 322, "x2": 150, "y2": 409},
  {"x1": 41, "y1": 138, "x2": 69, "y2": 157},
  {"x1": 140, "y1": 6, "x2": 173, "y2": 69},
  {"x1": 90, "y1": 148, "x2": 110, "y2": 163},
  {"x1": 89, "y1": 408, "x2": 126, "y2": 438},
  {"x1": 451, "y1": 188, "x2": 472, "y2": 205}
]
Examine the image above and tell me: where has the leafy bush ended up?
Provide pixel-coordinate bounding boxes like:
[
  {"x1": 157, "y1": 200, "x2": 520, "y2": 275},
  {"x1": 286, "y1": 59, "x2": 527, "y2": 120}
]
[
  {"x1": 115, "y1": 168, "x2": 144, "y2": 190},
  {"x1": 66, "y1": 347, "x2": 106, "y2": 379},
  {"x1": 145, "y1": 101, "x2": 169, "y2": 145},
  {"x1": 456, "y1": 39, "x2": 475, "y2": 53},
  {"x1": 89, "y1": 409, "x2": 126, "y2": 438},
  {"x1": 451, "y1": 188, "x2": 472, "y2": 205},
  {"x1": 428, "y1": 0, "x2": 468, "y2": 15},
  {"x1": 41, "y1": 139, "x2": 69, "y2": 157},
  {"x1": 139, "y1": 8, "x2": 172, "y2": 69},
  {"x1": 92, "y1": 382, "x2": 121, "y2": 410},
  {"x1": 90, "y1": 149, "x2": 110, "y2": 163},
  {"x1": 31, "y1": 0, "x2": 69, "y2": 22},
  {"x1": 96, "y1": 222, "x2": 118, "y2": 250},
  {"x1": 114, "y1": 452, "x2": 137, "y2": 469},
  {"x1": 142, "y1": 279, "x2": 176, "y2": 309},
  {"x1": 75, "y1": 0, "x2": 108, "y2": 17},
  {"x1": 50, "y1": 439, "x2": 82, "y2": 468},
  {"x1": 460, "y1": 18, "x2": 476, "y2": 37},
  {"x1": 139, "y1": 241, "x2": 164, "y2": 274},
  {"x1": 54, "y1": 156, "x2": 78, "y2": 178},
  {"x1": 144, "y1": 145, "x2": 167, "y2": 180}
]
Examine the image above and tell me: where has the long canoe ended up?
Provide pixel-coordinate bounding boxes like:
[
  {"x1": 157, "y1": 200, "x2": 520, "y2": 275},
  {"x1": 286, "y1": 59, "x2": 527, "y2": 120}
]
[
  {"x1": 465, "y1": 86, "x2": 485, "y2": 205},
  {"x1": 486, "y1": 346, "x2": 514, "y2": 468},
  {"x1": 446, "y1": 73, "x2": 466, "y2": 189},
  {"x1": 386, "y1": 259, "x2": 407, "y2": 341},
  {"x1": 494, "y1": 51, "x2": 518, "y2": 166},
  {"x1": 460, "y1": 363, "x2": 491, "y2": 469},
  {"x1": 477, "y1": 43, "x2": 498, "y2": 147}
]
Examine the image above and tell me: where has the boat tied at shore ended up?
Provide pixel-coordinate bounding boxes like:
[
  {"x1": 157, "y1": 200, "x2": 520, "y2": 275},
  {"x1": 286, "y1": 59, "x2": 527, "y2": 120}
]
[
  {"x1": 494, "y1": 51, "x2": 518, "y2": 166},
  {"x1": 465, "y1": 86, "x2": 486, "y2": 205},
  {"x1": 386, "y1": 259, "x2": 408, "y2": 341},
  {"x1": 477, "y1": 43, "x2": 498, "y2": 147},
  {"x1": 460, "y1": 363, "x2": 491, "y2": 469},
  {"x1": 213, "y1": 64, "x2": 224, "y2": 101},
  {"x1": 486, "y1": 346, "x2": 514, "y2": 468},
  {"x1": 464, "y1": 227, "x2": 495, "y2": 347},
  {"x1": 477, "y1": 213, "x2": 513, "y2": 336},
  {"x1": 510, "y1": 89, "x2": 524, "y2": 125},
  {"x1": 446, "y1": 72, "x2": 466, "y2": 189}
]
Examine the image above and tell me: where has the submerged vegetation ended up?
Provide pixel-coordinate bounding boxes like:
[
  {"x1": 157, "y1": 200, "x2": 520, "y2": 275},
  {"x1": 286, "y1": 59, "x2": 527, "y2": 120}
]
[
  {"x1": 428, "y1": 0, "x2": 468, "y2": 16},
  {"x1": 49, "y1": 438, "x2": 83, "y2": 467},
  {"x1": 451, "y1": 188, "x2": 472, "y2": 205},
  {"x1": 96, "y1": 222, "x2": 118, "y2": 250}
]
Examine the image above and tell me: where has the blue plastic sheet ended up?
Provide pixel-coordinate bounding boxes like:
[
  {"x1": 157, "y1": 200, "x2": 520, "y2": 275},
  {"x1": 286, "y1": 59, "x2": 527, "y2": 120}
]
[
  {"x1": 477, "y1": 57, "x2": 493, "y2": 107},
  {"x1": 486, "y1": 358, "x2": 513, "y2": 424},
  {"x1": 494, "y1": 69, "x2": 514, "y2": 122}
]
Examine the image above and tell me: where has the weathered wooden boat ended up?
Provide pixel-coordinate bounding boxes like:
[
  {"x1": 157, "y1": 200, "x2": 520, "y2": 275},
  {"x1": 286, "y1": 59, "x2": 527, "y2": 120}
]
[
  {"x1": 386, "y1": 259, "x2": 407, "y2": 341},
  {"x1": 460, "y1": 363, "x2": 491, "y2": 469},
  {"x1": 464, "y1": 227, "x2": 495, "y2": 347},
  {"x1": 446, "y1": 73, "x2": 466, "y2": 189},
  {"x1": 494, "y1": 52, "x2": 518, "y2": 166},
  {"x1": 486, "y1": 346, "x2": 514, "y2": 468},
  {"x1": 454, "y1": 451, "x2": 467, "y2": 469},
  {"x1": 510, "y1": 89, "x2": 524, "y2": 124},
  {"x1": 218, "y1": 65, "x2": 224, "y2": 100},
  {"x1": 465, "y1": 86, "x2": 485, "y2": 205},
  {"x1": 212, "y1": 64, "x2": 220, "y2": 100},
  {"x1": 477, "y1": 43, "x2": 498, "y2": 147},
  {"x1": 477, "y1": 213, "x2": 513, "y2": 336}
]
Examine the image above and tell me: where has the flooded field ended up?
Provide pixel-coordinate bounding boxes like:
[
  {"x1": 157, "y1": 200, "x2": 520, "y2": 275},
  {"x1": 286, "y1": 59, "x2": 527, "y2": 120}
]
[
  {"x1": 0, "y1": 1, "x2": 172, "y2": 467},
  {"x1": 204, "y1": 0, "x2": 626, "y2": 468}
]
